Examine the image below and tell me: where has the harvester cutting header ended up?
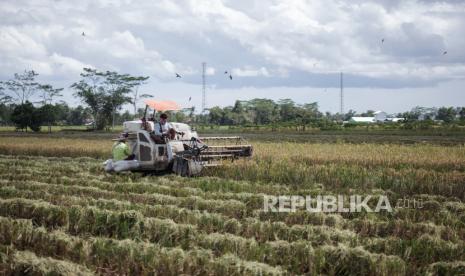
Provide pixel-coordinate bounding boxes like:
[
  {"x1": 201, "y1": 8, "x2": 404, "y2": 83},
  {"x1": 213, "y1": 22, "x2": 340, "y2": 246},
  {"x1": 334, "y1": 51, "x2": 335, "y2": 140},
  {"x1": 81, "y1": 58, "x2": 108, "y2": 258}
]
[{"x1": 104, "y1": 99, "x2": 253, "y2": 176}]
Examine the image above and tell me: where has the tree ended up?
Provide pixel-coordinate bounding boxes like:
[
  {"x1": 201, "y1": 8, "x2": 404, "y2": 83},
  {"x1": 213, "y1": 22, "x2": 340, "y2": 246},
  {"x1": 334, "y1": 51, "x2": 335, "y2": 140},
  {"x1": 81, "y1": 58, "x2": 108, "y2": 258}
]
[
  {"x1": 54, "y1": 102, "x2": 70, "y2": 124},
  {"x1": 39, "y1": 84, "x2": 63, "y2": 105},
  {"x1": 295, "y1": 102, "x2": 321, "y2": 130},
  {"x1": 209, "y1": 106, "x2": 223, "y2": 125},
  {"x1": 361, "y1": 110, "x2": 375, "y2": 117},
  {"x1": 0, "y1": 70, "x2": 39, "y2": 104},
  {"x1": 38, "y1": 84, "x2": 63, "y2": 133},
  {"x1": 124, "y1": 75, "x2": 150, "y2": 116},
  {"x1": 231, "y1": 101, "x2": 248, "y2": 125},
  {"x1": 343, "y1": 110, "x2": 356, "y2": 121},
  {"x1": 0, "y1": 103, "x2": 14, "y2": 125},
  {"x1": 100, "y1": 71, "x2": 134, "y2": 129},
  {"x1": 172, "y1": 111, "x2": 187, "y2": 123},
  {"x1": 11, "y1": 101, "x2": 44, "y2": 132},
  {"x1": 248, "y1": 99, "x2": 277, "y2": 125},
  {"x1": 436, "y1": 107, "x2": 457, "y2": 123},
  {"x1": 0, "y1": 87, "x2": 12, "y2": 104},
  {"x1": 66, "y1": 105, "x2": 91, "y2": 125},
  {"x1": 402, "y1": 106, "x2": 437, "y2": 122},
  {"x1": 115, "y1": 110, "x2": 133, "y2": 125},
  {"x1": 278, "y1": 99, "x2": 296, "y2": 122},
  {"x1": 232, "y1": 100, "x2": 244, "y2": 114},
  {"x1": 71, "y1": 68, "x2": 136, "y2": 130},
  {"x1": 39, "y1": 104, "x2": 58, "y2": 132},
  {"x1": 458, "y1": 107, "x2": 465, "y2": 121},
  {"x1": 222, "y1": 106, "x2": 234, "y2": 125}
]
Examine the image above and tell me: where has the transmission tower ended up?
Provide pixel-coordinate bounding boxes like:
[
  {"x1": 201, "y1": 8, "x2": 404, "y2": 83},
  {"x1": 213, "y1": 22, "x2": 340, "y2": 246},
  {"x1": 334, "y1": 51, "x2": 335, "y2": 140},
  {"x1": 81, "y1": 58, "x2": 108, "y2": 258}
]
[
  {"x1": 202, "y1": 62, "x2": 206, "y2": 113},
  {"x1": 340, "y1": 72, "x2": 344, "y2": 115}
]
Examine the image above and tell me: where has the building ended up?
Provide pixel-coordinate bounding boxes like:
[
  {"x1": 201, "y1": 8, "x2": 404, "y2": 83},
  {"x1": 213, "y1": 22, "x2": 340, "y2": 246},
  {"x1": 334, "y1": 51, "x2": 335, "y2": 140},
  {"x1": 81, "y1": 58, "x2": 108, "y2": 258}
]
[
  {"x1": 387, "y1": 118, "x2": 405, "y2": 122},
  {"x1": 373, "y1": 111, "x2": 387, "y2": 122},
  {"x1": 349, "y1": 117, "x2": 375, "y2": 123},
  {"x1": 349, "y1": 110, "x2": 404, "y2": 123}
]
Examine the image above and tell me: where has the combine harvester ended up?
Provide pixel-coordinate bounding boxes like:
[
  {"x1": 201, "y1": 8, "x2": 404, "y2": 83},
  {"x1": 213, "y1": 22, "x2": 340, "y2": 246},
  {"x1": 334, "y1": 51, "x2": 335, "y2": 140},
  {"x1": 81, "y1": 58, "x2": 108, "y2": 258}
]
[{"x1": 106, "y1": 99, "x2": 253, "y2": 176}]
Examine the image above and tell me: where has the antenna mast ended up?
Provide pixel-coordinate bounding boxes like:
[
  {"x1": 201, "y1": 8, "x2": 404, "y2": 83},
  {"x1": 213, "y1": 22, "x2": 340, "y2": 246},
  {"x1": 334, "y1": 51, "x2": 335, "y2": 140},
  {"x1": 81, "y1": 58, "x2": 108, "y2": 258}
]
[{"x1": 202, "y1": 62, "x2": 206, "y2": 113}]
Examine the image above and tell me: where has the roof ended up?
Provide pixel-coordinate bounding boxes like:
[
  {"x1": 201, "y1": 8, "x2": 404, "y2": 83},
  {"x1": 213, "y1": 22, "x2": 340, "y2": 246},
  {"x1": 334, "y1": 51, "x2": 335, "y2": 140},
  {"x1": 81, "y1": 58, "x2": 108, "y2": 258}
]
[
  {"x1": 143, "y1": 100, "x2": 181, "y2": 111},
  {"x1": 350, "y1": 117, "x2": 375, "y2": 122}
]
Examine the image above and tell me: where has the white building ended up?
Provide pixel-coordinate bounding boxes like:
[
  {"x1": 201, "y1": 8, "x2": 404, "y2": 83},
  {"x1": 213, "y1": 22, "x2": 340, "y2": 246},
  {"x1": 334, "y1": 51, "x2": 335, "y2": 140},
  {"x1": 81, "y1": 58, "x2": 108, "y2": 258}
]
[
  {"x1": 349, "y1": 110, "x2": 403, "y2": 123},
  {"x1": 374, "y1": 111, "x2": 387, "y2": 122},
  {"x1": 349, "y1": 117, "x2": 375, "y2": 123},
  {"x1": 387, "y1": 118, "x2": 405, "y2": 122}
]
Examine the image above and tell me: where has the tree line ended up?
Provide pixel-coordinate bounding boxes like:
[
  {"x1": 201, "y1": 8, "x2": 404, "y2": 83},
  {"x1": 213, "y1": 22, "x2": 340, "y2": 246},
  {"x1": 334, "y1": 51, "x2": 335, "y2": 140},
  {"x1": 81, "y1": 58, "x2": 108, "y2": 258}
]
[
  {"x1": 1, "y1": 68, "x2": 465, "y2": 132},
  {"x1": 0, "y1": 68, "x2": 149, "y2": 132},
  {"x1": 198, "y1": 101, "x2": 465, "y2": 130}
]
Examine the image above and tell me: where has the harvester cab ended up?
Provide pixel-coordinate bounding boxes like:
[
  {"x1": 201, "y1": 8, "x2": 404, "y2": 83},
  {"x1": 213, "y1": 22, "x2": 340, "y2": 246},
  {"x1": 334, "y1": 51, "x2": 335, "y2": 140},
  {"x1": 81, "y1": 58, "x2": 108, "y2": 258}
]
[{"x1": 108, "y1": 99, "x2": 253, "y2": 176}]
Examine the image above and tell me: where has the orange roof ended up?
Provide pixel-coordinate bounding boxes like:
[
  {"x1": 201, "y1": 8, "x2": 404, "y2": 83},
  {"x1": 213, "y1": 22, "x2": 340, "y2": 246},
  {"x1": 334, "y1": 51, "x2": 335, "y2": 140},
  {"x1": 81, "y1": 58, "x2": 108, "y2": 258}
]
[{"x1": 143, "y1": 99, "x2": 181, "y2": 111}]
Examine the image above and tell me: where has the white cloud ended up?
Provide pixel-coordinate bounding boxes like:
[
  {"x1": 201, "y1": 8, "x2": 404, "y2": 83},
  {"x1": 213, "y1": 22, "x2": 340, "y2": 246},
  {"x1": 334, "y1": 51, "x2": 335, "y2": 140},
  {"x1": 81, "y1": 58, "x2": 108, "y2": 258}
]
[
  {"x1": 0, "y1": 26, "x2": 48, "y2": 58},
  {"x1": 0, "y1": 0, "x2": 464, "y2": 111},
  {"x1": 49, "y1": 53, "x2": 89, "y2": 75},
  {"x1": 232, "y1": 66, "x2": 269, "y2": 77},
  {"x1": 206, "y1": 67, "x2": 215, "y2": 75}
]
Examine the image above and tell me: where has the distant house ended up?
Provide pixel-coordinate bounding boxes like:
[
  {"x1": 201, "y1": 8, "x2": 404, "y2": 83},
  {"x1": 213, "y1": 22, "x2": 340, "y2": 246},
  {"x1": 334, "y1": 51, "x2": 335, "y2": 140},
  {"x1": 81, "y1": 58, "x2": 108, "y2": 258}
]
[
  {"x1": 387, "y1": 117, "x2": 404, "y2": 122},
  {"x1": 349, "y1": 110, "x2": 403, "y2": 123},
  {"x1": 373, "y1": 111, "x2": 387, "y2": 122},
  {"x1": 349, "y1": 117, "x2": 375, "y2": 123}
]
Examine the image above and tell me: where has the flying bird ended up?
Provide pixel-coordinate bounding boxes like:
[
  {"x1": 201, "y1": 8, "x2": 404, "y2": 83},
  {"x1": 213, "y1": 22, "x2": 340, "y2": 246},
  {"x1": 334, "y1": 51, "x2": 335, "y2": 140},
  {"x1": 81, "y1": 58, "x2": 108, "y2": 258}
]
[
  {"x1": 82, "y1": 32, "x2": 85, "y2": 36},
  {"x1": 224, "y1": 71, "x2": 228, "y2": 74},
  {"x1": 175, "y1": 73, "x2": 182, "y2": 78},
  {"x1": 381, "y1": 38, "x2": 384, "y2": 44},
  {"x1": 188, "y1": 96, "x2": 192, "y2": 102},
  {"x1": 229, "y1": 74, "x2": 232, "y2": 80},
  {"x1": 443, "y1": 51, "x2": 448, "y2": 55}
]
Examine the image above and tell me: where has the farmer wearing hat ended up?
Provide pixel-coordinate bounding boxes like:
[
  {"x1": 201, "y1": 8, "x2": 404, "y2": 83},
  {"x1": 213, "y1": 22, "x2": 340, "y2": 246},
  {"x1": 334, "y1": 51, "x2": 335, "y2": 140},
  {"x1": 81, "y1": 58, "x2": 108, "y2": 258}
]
[
  {"x1": 155, "y1": 113, "x2": 173, "y2": 137},
  {"x1": 112, "y1": 133, "x2": 135, "y2": 161},
  {"x1": 151, "y1": 113, "x2": 175, "y2": 143}
]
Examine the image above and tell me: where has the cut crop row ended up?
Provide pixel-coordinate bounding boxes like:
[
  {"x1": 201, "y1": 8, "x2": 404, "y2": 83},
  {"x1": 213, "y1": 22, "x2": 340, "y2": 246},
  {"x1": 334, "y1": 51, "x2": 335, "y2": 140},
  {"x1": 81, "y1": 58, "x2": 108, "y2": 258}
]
[
  {"x1": 0, "y1": 198, "x2": 407, "y2": 274},
  {"x1": 0, "y1": 216, "x2": 406, "y2": 275},
  {"x1": 0, "y1": 187, "x2": 361, "y2": 247},
  {"x1": 3, "y1": 180, "x2": 463, "y2": 243},
  {"x1": 7, "y1": 170, "x2": 463, "y2": 232},
  {"x1": 3, "y1": 154, "x2": 465, "y2": 201},
  {"x1": 0, "y1": 246, "x2": 93, "y2": 276},
  {"x1": 0, "y1": 217, "x2": 283, "y2": 275},
  {"x1": 0, "y1": 178, "x2": 249, "y2": 218}
]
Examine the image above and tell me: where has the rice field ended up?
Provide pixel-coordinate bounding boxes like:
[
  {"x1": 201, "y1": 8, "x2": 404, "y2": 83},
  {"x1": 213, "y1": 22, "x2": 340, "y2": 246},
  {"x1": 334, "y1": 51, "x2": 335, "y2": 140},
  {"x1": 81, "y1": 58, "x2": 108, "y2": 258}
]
[{"x1": 0, "y1": 135, "x2": 464, "y2": 275}]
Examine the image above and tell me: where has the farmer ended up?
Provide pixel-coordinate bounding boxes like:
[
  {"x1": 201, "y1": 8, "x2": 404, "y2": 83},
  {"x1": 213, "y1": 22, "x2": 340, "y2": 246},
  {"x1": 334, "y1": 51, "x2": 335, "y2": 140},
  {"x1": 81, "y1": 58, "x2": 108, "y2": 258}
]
[
  {"x1": 112, "y1": 133, "x2": 135, "y2": 161},
  {"x1": 151, "y1": 113, "x2": 176, "y2": 143}
]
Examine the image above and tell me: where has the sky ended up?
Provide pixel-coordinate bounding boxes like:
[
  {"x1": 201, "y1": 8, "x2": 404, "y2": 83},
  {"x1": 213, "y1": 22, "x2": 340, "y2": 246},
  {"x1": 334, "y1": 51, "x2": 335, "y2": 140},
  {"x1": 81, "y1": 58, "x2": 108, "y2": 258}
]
[{"x1": 1, "y1": 0, "x2": 464, "y2": 114}]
